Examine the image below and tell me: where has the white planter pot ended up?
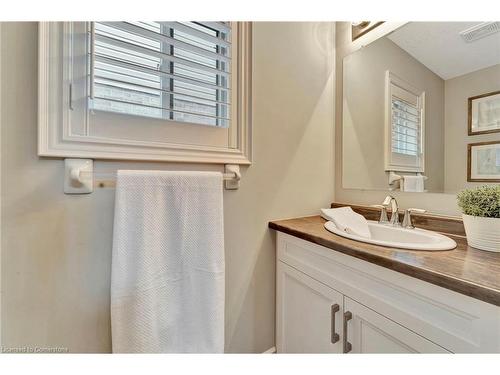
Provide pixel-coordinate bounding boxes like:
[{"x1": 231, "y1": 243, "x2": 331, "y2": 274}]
[{"x1": 462, "y1": 214, "x2": 500, "y2": 252}]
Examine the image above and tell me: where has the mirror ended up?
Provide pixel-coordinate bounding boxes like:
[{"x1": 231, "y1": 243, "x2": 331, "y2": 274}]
[{"x1": 342, "y1": 22, "x2": 500, "y2": 193}]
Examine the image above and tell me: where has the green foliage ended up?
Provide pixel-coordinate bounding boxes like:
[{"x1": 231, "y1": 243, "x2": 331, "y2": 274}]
[{"x1": 457, "y1": 185, "x2": 500, "y2": 218}]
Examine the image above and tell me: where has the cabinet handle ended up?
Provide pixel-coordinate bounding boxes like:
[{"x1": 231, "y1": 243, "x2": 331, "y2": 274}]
[
  {"x1": 330, "y1": 304, "x2": 340, "y2": 343},
  {"x1": 343, "y1": 311, "x2": 353, "y2": 353}
]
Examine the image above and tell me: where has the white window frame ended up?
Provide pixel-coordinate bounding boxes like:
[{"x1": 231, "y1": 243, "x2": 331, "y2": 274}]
[
  {"x1": 38, "y1": 22, "x2": 252, "y2": 164},
  {"x1": 384, "y1": 70, "x2": 425, "y2": 173}
]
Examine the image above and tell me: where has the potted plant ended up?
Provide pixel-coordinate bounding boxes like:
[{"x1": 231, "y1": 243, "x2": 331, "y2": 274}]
[{"x1": 457, "y1": 185, "x2": 500, "y2": 252}]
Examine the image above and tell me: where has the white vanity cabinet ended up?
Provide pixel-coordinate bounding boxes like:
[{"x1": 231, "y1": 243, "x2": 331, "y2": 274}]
[
  {"x1": 276, "y1": 232, "x2": 500, "y2": 353},
  {"x1": 277, "y1": 262, "x2": 344, "y2": 353},
  {"x1": 277, "y1": 260, "x2": 447, "y2": 353}
]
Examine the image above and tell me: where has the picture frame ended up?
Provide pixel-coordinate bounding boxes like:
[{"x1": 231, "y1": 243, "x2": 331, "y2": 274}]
[
  {"x1": 468, "y1": 90, "x2": 500, "y2": 136},
  {"x1": 467, "y1": 141, "x2": 500, "y2": 182}
]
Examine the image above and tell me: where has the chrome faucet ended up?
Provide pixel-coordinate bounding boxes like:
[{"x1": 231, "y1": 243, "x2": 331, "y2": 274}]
[
  {"x1": 383, "y1": 195, "x2": 400, "y2": 226},
  {"x1": 371, "y1": 195, "x2": 400, "y2": 225},
  {"x1": 371, "y1": 204, "x2": 389, "y2": 224},
  {"x1": 401, "y1": 208, "x2": 427, "y2": 229},
  {"x1": 373, "y1": 196, "x2": 427, "y2": 229}
]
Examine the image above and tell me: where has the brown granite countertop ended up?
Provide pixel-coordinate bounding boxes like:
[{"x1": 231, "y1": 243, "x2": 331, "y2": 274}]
[{"x1": 269, "y1": 215, "x2": 500, "y2": 307}]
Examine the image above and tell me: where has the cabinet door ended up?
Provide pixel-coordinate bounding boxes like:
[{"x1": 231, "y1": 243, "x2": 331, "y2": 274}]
[
  {"x1": 276, "y1": 261, "x2": 343, "y2": 353},
  {"x1": 343, "y1": 297, "x2": 450, "y2": 353}
]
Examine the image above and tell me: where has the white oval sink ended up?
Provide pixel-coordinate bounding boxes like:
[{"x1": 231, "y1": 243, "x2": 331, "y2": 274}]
[{"x1": 324, "y1": 220, "x2": 457, "y2": 251}]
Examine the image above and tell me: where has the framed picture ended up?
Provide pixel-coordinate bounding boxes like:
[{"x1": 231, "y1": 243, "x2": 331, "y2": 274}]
[
  {"x1": 468, "y1": 90, "x2": 500, "y2": 135},
  {"x1": 467, "y1": 141, "x2": 500, "y2": 182}
]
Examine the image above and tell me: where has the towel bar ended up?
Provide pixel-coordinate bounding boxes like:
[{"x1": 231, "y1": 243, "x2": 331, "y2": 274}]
[
  {"x1": 91, "y1": 172, "x2": 239, "y2": 189},
  {"x1": 63, "y1": 158, "x2": 242, "y2": 194},
  {"x1": 388, "y1": 171, "x2": 428, "y2": 192},
  {"x1": 388, "y1": 171, "x2": 428, "y2": 184}
]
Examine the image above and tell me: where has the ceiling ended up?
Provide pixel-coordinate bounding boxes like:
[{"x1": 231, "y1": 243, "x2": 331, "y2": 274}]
[{"x1": 387, "y1": 22, "x2": 500, "y2": 80}]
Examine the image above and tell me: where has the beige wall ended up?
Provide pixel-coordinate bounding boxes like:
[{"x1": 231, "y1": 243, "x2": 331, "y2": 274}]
[
  {"x1": 343, "y1": 37, "x2": 444, "y2": 192},
  {"x1": 335, "y1": 22, "x2": 461, "y2": 217},
  {"x1": 0, "y1": 22, "x2": 335, "y2": 352},
  {"x1": 444, "y1": 64, "x2": 500, "y2": 193}
]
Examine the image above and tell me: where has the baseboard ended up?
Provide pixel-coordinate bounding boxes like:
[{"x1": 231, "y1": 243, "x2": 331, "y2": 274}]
[{"x1": 262, "y1": 346, "x2": 276, "y2": 354}]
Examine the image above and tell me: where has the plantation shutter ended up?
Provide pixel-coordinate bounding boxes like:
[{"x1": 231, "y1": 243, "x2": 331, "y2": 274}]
[
  {"x1": 391, "y1": 98, "x2": 421, "y2": 156},
  {"x1": 89, "y1": 21, "x2": 231, "y2": 127},
  {"x1": 386, "y1": 75, "x2": 424, "y2": 172}
]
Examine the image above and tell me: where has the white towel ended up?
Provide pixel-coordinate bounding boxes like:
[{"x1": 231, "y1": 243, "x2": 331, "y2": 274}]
[
  {"x1": 111, "y1": 170, "x2": 225, "y2": 353},
  {"x1": 402, "y1": 175, "x2": 425, "y2": 192},
  {"x1": 321, "y1": 207, "x2": 371, "y2": 238}
]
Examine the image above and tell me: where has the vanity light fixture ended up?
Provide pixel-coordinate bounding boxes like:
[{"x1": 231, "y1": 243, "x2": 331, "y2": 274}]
[{"x1": 351, "y1": 21, "x2": 384, "y2": 41}]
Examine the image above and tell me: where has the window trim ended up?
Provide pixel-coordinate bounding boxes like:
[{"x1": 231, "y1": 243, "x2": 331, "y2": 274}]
[
  {"x1": 38, "y1": 22, "x2": 252, "y2": 164},
  {"x1": 384, "y1": 70, "x2": 425, "y2": 173}
]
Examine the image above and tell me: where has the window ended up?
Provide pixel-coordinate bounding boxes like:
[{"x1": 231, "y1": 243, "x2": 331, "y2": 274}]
[
  {"x1": 385, "y1": 71, "x2": 425, "y2": 172},
  {"x1": 91, "y1": 22, "x2": 230, "y2": 127},
  {"x1": 38, "y1": 22, "x2": 252, "y2": 164},
  {"x1": 391, "y1": 99, "x2": 420, "y2": 157}
]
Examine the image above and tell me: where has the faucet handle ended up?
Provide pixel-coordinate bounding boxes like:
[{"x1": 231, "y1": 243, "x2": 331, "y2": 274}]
[
  {"x1": 402, "y1": 208, "x2": 427, "y2": 229},
  {"x1": 382, "y1": 195, "x2": 394, "y2": 207},
  {"x1": 370, "y1": 204, "x2": 390, "y2": 224}
]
